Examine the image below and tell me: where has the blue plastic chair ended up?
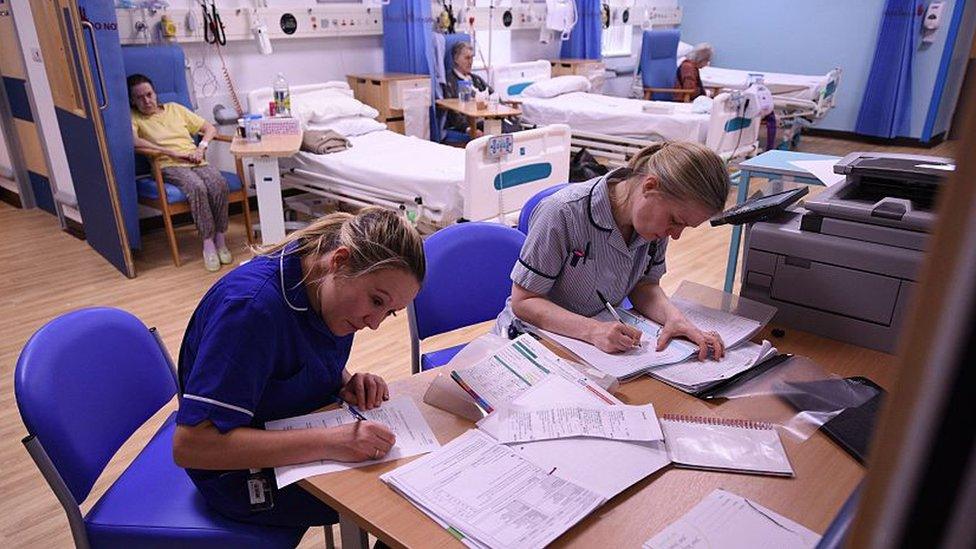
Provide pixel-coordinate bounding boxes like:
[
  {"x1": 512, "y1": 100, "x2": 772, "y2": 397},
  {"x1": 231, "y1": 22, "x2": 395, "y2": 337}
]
[
  {"x1": 15, "y1": 308, "x2": 303, "y2": 548},
  {"x1": 638, "y1": 29, "x2": 691, "y2": 102},
  {"x1": 408, "y1": 223, "x2": 526, "y2": 373},
  {"x1": 121, "y1": 45, "x2": 253, "y2": 267},
  {"x1": 517, "y1": 183, "x2": 569, "y2": 234}
]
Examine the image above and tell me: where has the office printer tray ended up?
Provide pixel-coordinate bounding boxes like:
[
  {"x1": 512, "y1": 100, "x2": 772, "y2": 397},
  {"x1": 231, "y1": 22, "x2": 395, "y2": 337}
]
[{"x1": 805, "y1": 180, "x2": 934, "y2": 233}]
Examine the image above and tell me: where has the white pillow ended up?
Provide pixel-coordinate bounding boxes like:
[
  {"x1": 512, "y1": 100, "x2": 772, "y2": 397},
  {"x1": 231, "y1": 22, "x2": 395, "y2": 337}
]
[
  {"x1": 293, "y1": 88, "x2": 379, "y2": 123},
  {"x1": 677, "y1": 41, "x2": 695, "y2": 58},
  {"x1": 521, "y1": 75, "x2": 591, "y2": 99},
  {"x1": 307, "y1": 116, "x2": 387, "y2": 137}
]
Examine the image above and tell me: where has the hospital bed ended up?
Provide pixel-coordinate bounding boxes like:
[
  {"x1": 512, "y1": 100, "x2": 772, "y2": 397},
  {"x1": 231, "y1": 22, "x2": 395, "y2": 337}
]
[
  {"x1": 696, "y1": 64, "x2": 841, "y2": 147},
  {"x1": 490, "y1": 61, "x2": 761, "y2": 169},
  {"x1": 245, "y1": 83, "x2": 571, "y2": 228}
]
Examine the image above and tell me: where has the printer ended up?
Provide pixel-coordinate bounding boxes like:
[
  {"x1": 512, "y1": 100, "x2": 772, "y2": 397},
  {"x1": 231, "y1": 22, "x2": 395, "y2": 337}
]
[{"x1": 740, "y1": 152, "x2": 953, "y2": 352}]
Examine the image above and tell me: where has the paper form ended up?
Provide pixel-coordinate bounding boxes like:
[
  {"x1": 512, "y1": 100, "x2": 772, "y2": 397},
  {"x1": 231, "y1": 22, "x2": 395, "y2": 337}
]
[
  {"x1": 789, "y1": 159, "x2": 845, "y2": 187},
  {"x1": 651, "y1": 340, "x2": 775, "y2": 390},
  {"x1": 670, "y1": 298, "x2": 763, "y2": 348},
  {"x1": 452, "y1": 335, "x2": 567, "y2": 408},
  {"x1": 539, "y1": 299, "x2": 761, "y2": 380},
  {"x1": 478, "y1": 375, "x2": 671, "y2": 500},
  {"x1": 540, "y1": 310, "x2": 697, "y2": 379},
  {"x1": 264, "y1": 396, "x2": 440, "y2": 487},
  {"x1": 381, "y1": 429, "x2": 606, "y2": 549},
  {"x1": 491, "y1": 403, "x2": 664, "y2": 443},
  {"x1": 643, "y1": 489, "x2": 820, "y2": 549}
]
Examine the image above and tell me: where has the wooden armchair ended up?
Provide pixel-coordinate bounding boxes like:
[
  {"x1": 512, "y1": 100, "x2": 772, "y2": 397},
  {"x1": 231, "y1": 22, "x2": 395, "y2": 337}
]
[
  {"x1": 642, "y1": 87, "x2": 695, "y2": 102},
  {"x1": 135, "y1": 133, "x2": 253, "y2": 267}
]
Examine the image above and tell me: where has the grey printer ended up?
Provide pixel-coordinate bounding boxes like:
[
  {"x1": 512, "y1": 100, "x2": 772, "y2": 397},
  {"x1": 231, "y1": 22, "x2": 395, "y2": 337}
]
[{"x1": 740, "y1": 152, "x2": 952, "y2": 352}]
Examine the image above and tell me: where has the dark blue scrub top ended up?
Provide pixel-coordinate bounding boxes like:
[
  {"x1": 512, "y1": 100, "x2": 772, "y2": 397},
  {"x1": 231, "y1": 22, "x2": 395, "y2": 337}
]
[{"x1": 176, "y1": 246, "x2": 352, "y2": 485}]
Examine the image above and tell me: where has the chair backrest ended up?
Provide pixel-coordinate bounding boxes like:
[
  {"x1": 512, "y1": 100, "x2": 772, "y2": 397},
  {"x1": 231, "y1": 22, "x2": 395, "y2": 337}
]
[
  {"x1": 443, "y1": 33, "x2": 472, "y2": 79},
  {"x1": 15, "y1": 308, "x2": 178, "y2": 503},
  {"x1": 121, "y1": 45, "x2": 192, "y2": 175},
  {"x1": 518, "y1": 183, "x2": 569, "y2": 234},
  {"x1": 639, "y1": 29, "x2": 681, "y2": 100},
  {"x1": 410, "y1": 222, "x2": 525, "y2": 341}
]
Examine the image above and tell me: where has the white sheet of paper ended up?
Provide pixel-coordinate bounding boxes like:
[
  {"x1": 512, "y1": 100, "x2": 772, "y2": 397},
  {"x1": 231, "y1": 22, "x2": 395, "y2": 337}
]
[
  {"x1": 381, "y1": 429, "x2": 605, "y2": 549},
  {"x1": 651, "y1": 340, "x2": 774, "y2": 390},
  {"x1": 491, "y1": 402, "x2": 664, "y2": 443},
  {"x1": 478, "y1": 375, "x2": 671, "y2": 499},
  {"x1": 789, "y1": 159, "x2": 845, "y2": 187},
  {"x1": 643, "y1": 489, "x2": 820, "y2": 549},
  {"x1": 264, "y1": 396, "x2": 440, "y2": 487},
  {"x1": 671, "y1": 298, "x2": 763, "y2": 347}
]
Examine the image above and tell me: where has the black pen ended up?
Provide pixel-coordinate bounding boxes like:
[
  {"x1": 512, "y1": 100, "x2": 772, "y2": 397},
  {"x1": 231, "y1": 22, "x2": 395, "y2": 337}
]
[
  {"x1": 596, "y1": 290, "x2": 642, "y2": 348},
  {"x1": 343, "y1": 401, "x2": 368, "y2": 422}
]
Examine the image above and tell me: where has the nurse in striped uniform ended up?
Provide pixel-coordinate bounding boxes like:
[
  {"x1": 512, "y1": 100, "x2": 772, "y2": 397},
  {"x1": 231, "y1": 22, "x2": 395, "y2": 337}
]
[{"x1": 498, "y1": 141, "x2": 730, "y2": 358}]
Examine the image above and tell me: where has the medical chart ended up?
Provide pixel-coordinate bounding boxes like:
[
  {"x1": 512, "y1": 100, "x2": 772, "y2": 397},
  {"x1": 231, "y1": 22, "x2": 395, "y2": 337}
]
[
  {"x1": 540, "y1": 299, "x2": 761, "y2": 380},
  {"x1": 264, "y1": 396, "x2": 439, "y2": 487},
  {"x1": 381, "y1": 429, "x2": 605, "y2": 549},
  {"x1": 452, "y1": 334, "x2": 574, "y2": 408},
  {"x1": 643, "y1": 489, "x2": 820, "y2": 549},
  {"x1": 477, "y1": 375, "x2": 671, "y2": 500},
  {"x1": 488, "y1": 402, "x2": 664, "y2": 443}
]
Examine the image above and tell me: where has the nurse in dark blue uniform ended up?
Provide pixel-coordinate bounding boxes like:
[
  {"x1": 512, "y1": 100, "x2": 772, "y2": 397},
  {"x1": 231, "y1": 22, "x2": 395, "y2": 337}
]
[{"x1": 173, "y1": 207, "x2": 425, "y2": 531}]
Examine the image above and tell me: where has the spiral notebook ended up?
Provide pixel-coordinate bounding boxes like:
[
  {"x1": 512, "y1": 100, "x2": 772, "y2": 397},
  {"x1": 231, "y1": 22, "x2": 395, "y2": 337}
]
[{"x1": 661, "y1": 415, "x2": 794, "y2": 477}]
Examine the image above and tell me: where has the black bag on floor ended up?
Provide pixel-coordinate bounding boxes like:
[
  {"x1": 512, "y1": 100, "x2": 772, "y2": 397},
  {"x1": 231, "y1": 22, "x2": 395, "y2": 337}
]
[{"x1": 569, "y1": 147, "x2": 610, "y2": 182}]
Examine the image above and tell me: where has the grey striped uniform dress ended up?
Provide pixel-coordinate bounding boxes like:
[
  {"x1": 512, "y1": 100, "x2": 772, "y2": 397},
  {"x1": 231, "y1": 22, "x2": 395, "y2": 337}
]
[{"x1": 495, "y1": 170, "x2": 669, "y2": 335}]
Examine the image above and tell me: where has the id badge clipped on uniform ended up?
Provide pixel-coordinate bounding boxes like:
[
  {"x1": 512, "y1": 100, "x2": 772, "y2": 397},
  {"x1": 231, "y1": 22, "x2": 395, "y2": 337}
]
[{"x1": 247, "y1": 468, "x2": 275, "y2": 512}]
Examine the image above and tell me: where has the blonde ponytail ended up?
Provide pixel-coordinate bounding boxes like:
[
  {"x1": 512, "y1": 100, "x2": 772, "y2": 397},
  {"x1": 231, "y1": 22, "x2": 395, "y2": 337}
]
[
  {"x1": 257, "y1": 207, "x2": 425, "y2": 282},
  {"x1": 619, "y1": 141, "x2": 730, "y2": 213}
]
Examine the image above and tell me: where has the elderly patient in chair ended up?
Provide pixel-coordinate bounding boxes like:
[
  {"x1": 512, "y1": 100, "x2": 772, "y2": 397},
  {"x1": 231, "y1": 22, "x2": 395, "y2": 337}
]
[
  {"x1": 442, "y1": 41, "x2": 519, "y2": 139},
  {"x1": 128, "y1": 73, "x2": 233, "y2": 272}
]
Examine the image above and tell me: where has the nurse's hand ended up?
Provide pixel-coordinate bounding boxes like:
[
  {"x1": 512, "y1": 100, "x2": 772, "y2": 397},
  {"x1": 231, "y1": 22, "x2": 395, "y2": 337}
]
[
  {"x1": 657, "y1": 316, "x2": 725, "y2": 360},
  {"x1": 323, "y1": 421, "x2": 396, "y2": 462},
  {"x1": 339, "y1": 372, "x2": 390, "y2": 410},
  {"x1": 589, "y1": 321, "x2": 644, "y2": 354}
]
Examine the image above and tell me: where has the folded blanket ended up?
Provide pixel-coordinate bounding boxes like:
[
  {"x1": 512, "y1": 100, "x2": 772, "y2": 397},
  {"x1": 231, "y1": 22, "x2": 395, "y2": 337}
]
[{"x1": 301, "y1": 130, "x2": 352, "y2": 154}]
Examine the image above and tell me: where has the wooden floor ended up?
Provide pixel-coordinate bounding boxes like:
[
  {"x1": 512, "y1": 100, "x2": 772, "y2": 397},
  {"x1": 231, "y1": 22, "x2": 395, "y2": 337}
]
[{"x1": 0, "y1": 135, "x2": 956, "y2": 548}]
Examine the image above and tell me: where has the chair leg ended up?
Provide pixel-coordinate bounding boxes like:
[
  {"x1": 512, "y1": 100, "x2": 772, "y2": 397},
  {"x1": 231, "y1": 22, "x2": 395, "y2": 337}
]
[
  {"x1": 161, "y1": 209, "x2": 181, "y2": 267},
  {"x1": 324, "y1": 525, "x2": 336, "y2": 549},
  {"x1": 236, "y1": 157, "x2": 254, "y2": 246}
]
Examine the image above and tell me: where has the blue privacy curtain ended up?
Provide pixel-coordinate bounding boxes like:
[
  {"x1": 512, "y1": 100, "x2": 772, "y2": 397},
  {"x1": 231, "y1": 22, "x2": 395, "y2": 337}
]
[
  {"x1": 560, "y1": 0, "x2": 603, "y2": 60},
  {"x1": 382, "y1": 0, "x2": 438, "y2": 137},
  {"x1": 855, "y1": 0, "x2": 922, "y2": 138}
]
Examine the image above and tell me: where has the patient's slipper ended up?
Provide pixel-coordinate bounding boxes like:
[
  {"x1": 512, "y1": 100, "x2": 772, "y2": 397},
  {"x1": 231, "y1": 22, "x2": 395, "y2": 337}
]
[
  {"x1": 218, "y1": 247, "x2": 233, "y2": 265},
  {"x1": 204, "y1": 251, "x2": 221, "y2": 272}
]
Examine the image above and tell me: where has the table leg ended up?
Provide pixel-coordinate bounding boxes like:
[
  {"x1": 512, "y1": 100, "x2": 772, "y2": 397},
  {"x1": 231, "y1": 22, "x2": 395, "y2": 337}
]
[
  {"x1": 251, "y1": 155, "x2": 286, "y2": 245},
  {"x1": 484, "y1": 118, "x2": 502, "y2": 136},
  {"x1": 724, "y1": 169, "x2": 752, "y2": 293},
  {"x1": 339, "y1": 514, "x2": 368, "y2": 549}
]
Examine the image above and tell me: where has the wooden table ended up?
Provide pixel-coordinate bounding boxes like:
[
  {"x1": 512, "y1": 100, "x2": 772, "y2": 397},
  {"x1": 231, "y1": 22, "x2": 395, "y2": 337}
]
[
  {"x1": 303, "y1": 326, "x2": 896, "y2": 548},
  {"x1": 435, "y1": 98, "x2": 522, "y2": 138},
  {"x1": 229, "y1": 134, "x2": 302, "y2": 244}
]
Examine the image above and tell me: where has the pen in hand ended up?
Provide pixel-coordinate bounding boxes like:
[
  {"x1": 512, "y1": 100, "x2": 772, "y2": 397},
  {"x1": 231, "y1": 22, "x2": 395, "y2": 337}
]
[
  {"x1": 343, "y1": 401, "x2": 368, "y2": 422},
  {"x1": 596, "y1": 290, "x2": 642, "y2": 348}
]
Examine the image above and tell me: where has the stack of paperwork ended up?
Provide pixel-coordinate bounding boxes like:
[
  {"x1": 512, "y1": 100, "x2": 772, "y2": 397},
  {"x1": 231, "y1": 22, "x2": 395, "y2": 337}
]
[{"x1": 539, "y1": 296, "x2": 764, "y2": 381}]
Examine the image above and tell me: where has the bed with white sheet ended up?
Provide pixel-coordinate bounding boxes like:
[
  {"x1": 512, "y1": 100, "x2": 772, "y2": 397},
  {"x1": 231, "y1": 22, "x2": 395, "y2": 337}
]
[
  {"x1": 518, "y1": 92, "x2": 710, "y2": 143},
  {"x1": 491, "y1": 60, "x2": 761, "y2": 168},
  {"x1": 245, "y1": 83, "x2": 571, "y2": 226}
]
